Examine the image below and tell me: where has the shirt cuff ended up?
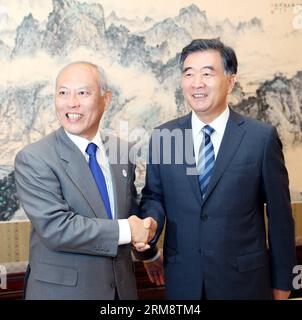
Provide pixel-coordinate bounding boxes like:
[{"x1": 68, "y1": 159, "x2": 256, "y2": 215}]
[
  {"x1": 143, "y1": 249, "x2": 161, "y2": 263},
  {"x1": 118, "y1": 219, "x2": 132, "y2": 245}
]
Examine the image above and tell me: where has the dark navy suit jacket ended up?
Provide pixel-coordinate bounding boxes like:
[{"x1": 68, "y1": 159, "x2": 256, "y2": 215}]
[{"x1": 140, "y1": 109, "x2": 296, "y2": 299}]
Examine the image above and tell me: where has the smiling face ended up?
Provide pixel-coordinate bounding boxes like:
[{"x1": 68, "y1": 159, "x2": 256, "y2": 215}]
[
  {"x1": 181, "y1": 50, "x2": 236, "y2": 123},
  {"x1": 55, "y1": 63, "x2": 112, "y2": 140}
]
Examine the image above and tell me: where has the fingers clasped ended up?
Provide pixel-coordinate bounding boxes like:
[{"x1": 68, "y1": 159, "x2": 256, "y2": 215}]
[{"x1": 128, "y1": 215, "x2": 157, "y2": 252}]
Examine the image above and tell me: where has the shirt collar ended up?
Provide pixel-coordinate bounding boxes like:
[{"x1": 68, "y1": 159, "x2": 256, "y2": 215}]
[
  {"x1": 191, "y1": 106, "x2": 230, "y2": 139},
  {"x1": 65, "y1": 130, "x2": 103, "y2": 156}
]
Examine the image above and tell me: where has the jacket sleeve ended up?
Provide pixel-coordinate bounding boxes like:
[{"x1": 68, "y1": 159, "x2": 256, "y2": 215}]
[
  {"x1": 262, "y1": 127, "x2": 297, "y2": 290},
  {"x1": 134, "y1": 131, "x2": 166, "y2": 261}
]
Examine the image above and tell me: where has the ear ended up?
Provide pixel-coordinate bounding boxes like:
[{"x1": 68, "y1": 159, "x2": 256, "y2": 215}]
[
  {"x1": 227, "y1": 74, "x2": 237, "y2": 94},
  {"x1": 103, "y1": 90, "x2": 112, "y2": 110}
]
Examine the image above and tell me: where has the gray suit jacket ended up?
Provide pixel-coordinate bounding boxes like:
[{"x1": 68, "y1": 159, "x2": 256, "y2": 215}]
[{"x1": 14, "y1": 127, "x2": 138, "y2": 300}]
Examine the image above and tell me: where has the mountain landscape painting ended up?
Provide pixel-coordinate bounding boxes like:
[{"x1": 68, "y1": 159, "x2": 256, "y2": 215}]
[{"x1": 0, "y1": 0, "x2": 301, "y2": 220}]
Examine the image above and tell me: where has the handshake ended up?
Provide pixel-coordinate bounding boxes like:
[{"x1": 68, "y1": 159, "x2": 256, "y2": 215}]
[{"x1": 128, "y1": 215, "x2": 157, "y2": 252}]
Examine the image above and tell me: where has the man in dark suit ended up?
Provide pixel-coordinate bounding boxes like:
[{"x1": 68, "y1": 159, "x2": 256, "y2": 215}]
[
  {"x1": 136, "y1": 39, "x2": 296, "y2": 299},
  {"x1": 14, "y1": 61, "x2": 157, "y2": 299}
]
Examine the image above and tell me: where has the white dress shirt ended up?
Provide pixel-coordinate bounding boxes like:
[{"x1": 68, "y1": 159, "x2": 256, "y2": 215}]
[
  {"x1": 192, "y1": 106, "x2": 230, "y2": 166},
  {"x1": 65, "y1": 130, "x2": 131, "y2": 245}
]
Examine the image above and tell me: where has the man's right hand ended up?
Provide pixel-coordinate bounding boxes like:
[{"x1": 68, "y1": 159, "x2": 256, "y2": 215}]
[{"x1": 128, "y1": 215, "x2": 157, "y2": 248}]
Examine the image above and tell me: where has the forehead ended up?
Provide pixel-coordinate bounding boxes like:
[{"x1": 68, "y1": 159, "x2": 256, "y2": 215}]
[
  {"x1": 56, "y1": 64, "x2": 100, "y2": 87},
  {"x1": 183, "y1": 50, "x2": 223, "y2": 70}
]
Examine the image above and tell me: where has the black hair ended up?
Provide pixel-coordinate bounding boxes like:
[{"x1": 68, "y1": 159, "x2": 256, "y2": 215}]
[{"x1": 180, "y1": 38, "x2": 238, "y2": 74}]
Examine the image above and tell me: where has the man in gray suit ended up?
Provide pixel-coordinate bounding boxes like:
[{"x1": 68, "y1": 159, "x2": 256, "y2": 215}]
[
  {"x1": 14, "y1": 61, "x2": 157, "y2": 300},
  {"x1": 136, "y1": 39, "x2": 296, "y2": 299}
]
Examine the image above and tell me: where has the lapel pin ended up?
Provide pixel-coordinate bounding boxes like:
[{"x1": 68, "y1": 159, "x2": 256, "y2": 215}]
[{"x1": 122, "y1": 169, "x2": 127, "y2": 177}]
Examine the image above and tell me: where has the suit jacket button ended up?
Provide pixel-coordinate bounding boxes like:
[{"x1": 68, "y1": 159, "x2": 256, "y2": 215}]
[
  {"x1": 201, "y1": 214, "x2": 208, "y2": 221},
  {"x1": 111, "y1": 282, "x2": 115, "y2": 288}
]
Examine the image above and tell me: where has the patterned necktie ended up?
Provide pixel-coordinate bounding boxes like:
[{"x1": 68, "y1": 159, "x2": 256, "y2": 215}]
[
  {"x1": 198, "y1": 125, "x2": 215, "y2": 197},
  {"x1": 86, "y1": 142, "x2": 112, "y2": 219}
]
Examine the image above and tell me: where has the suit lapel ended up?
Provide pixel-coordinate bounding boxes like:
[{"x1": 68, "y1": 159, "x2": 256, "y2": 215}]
[
  {"x1": 56, "y1": 127, "x2": 108, "y2": 219},
  {"x1": 202, "y1": 109, "x2": 246, "y2": 203},
  {"x1": 178, "y1": 113, "x2": 203, "y2": 205},
  {"x1": 110, "y1": 162, "x2": 127, "y2": 219},
  {"x1": 101, "y1": 133, "x2": 128, "y2": 219}
]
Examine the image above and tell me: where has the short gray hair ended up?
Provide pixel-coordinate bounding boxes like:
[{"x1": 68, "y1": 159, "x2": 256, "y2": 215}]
[{"x1": 56, "y1": 61, "x2": 109, "y2": 95}]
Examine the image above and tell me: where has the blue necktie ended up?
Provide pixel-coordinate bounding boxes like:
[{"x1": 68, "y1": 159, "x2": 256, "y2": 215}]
[
  {"x1": 86, "y1": 143, "x2": 112, "y2": 219},
  {"x1": 198, "y1": 125, "x2": 215, "y2": 197}
]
